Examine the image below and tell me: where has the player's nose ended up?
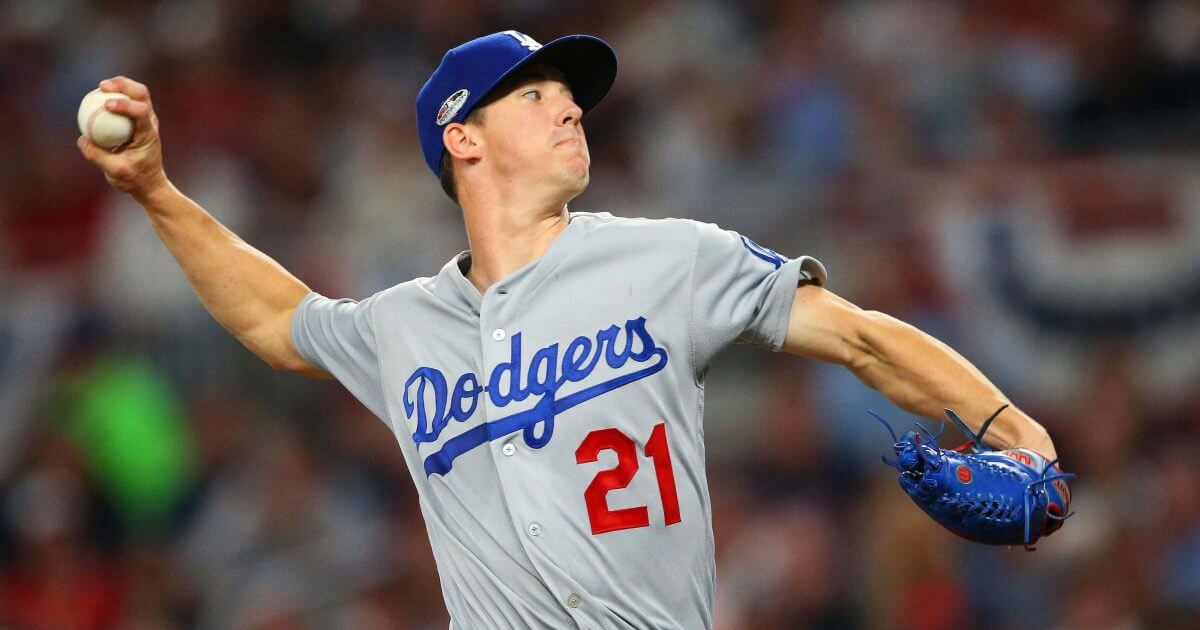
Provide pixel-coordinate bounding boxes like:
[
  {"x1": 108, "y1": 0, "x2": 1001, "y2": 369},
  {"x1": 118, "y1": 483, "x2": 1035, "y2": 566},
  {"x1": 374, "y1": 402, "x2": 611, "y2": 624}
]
[{"x1": 558, "y1": 98, "x2": 583, "y2": 127}]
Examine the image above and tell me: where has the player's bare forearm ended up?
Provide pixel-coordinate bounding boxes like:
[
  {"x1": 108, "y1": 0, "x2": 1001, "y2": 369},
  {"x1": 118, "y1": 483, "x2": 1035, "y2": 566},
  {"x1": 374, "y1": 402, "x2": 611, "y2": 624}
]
[
  {"x1": 783, "y1": 285, "x2": 1056, "y2": 458},
  {"x1": 76, "y1": 76, "x2": 324, "y2": 376},
  {"x1": 847, "y1": 312, "x2": 1054, "y2": 457},
  {"x1": 136, "y1": 182, "x2": 320, "y2": 373}
]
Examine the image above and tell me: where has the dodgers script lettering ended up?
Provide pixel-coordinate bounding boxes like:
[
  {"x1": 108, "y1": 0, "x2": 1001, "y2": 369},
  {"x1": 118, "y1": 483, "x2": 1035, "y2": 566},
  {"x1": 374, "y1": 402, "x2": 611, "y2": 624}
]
[{"x1": 402, "y1": 316, "x2": 669, "y2": 476}]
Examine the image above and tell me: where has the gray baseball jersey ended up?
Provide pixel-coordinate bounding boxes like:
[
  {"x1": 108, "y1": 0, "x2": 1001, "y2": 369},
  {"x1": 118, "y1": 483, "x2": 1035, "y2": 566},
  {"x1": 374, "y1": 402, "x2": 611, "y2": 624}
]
[{"x1": 291, "y1": 211, "x2": 826, "y2": 629}]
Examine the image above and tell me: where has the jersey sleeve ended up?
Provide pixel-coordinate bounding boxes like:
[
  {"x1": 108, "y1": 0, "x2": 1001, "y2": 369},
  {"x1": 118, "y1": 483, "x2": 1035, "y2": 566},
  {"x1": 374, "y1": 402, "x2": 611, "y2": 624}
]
[
  {"x1": 689, "y1": 221, "x2": 827, "y2": 377},
  {"x1": 290, "y1": 291, "x2": 387, "y2": 420}
]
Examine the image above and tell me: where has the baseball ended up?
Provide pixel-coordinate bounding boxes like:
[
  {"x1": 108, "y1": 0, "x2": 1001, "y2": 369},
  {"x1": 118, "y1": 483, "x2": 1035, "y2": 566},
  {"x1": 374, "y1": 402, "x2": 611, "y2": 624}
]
[{"x1": 77, "y1": 88, "x2": 134, "y2": 150}]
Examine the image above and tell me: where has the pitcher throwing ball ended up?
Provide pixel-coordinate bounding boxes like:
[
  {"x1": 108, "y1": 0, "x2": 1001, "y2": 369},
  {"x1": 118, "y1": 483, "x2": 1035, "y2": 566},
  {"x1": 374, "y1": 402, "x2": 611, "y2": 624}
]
[{"x1": 78, "y1": 30, "x2": 1070, "y2": 629}]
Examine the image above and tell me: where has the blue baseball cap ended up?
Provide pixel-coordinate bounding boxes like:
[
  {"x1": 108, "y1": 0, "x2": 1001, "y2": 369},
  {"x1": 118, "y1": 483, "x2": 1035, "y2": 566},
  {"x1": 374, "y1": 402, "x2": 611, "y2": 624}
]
[{"x1": 416, "y1": 31, "x2": 618, "y2": 175}]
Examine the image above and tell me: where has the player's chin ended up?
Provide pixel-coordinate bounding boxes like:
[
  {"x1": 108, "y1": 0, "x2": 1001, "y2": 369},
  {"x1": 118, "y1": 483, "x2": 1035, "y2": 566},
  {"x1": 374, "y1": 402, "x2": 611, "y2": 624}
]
[
  {"x1": 560, "y1": 157, "x2": 590, "y2": 188},
  {"x1": 566, "y1": 167, "x2": 589, "y2": 194}
]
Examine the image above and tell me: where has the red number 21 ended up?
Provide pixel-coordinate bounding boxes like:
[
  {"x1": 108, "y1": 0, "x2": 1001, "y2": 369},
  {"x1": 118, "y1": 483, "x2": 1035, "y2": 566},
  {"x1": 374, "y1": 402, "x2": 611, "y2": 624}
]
[{"x1": 575, "y1": 422, "x2": 681, "y2": 535}]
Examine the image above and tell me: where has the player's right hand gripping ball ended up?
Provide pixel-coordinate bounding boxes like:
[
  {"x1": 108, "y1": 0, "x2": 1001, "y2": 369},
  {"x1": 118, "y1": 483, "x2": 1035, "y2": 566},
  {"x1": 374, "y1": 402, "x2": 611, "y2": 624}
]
[
  {"x1": 872, "y1": 405, "x2": 1074, "y2": 550},
  {"x1": 78, "y1": 88, "x2": 134, "y2": 150}
]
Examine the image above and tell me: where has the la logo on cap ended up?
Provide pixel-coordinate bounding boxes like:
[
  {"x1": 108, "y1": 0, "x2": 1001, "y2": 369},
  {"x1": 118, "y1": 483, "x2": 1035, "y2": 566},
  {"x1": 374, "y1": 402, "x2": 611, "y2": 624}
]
[
  {"x1": 503, "y1": 30, "x2": 541, "y2": 51},
  {"x1": 436, "y1": 89, "x2": 469, "y2": 126}
]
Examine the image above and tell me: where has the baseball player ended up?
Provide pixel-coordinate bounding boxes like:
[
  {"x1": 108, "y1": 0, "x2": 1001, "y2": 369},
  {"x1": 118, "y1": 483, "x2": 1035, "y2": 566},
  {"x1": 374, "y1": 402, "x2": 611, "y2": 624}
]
[{"x1": 79, "y1": 31, "x2": 1064, "y2": 629}]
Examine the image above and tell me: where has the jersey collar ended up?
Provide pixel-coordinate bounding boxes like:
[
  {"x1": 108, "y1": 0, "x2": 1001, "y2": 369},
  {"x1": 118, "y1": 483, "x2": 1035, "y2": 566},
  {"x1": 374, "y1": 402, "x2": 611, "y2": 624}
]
[{"x1": 434, "y1": 211, "x2": 596, "y2": 315}]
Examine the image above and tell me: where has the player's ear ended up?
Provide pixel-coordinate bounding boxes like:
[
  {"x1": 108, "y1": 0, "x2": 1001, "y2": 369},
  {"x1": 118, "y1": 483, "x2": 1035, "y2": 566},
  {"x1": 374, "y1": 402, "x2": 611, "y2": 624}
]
[{"x1": 443, "y1": 123, "x2": 481, "y2": 162}]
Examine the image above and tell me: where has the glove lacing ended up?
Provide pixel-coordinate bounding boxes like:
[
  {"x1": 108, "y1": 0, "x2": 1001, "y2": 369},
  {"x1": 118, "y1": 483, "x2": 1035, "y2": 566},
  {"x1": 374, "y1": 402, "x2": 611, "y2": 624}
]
[
  {"x1": 935, "y1": 458, "x2": 1023, "y2": 524},
  {"x1": 872, "y1": 406, "x2": 1076, "y2": 549}
]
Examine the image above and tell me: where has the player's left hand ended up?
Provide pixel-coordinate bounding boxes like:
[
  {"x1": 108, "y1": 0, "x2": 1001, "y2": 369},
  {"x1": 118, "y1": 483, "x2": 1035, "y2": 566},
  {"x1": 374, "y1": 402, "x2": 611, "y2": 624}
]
[{"x1": 872, "y1": 407, "x2": 1074, "y2": 549}]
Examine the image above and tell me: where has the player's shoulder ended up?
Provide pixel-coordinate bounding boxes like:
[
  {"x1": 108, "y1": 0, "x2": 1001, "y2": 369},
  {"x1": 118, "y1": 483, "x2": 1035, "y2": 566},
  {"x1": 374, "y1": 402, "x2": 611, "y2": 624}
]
[
  {"x1": 375, "y1": 274, "x2": 449, "y2": 306},
  {"x1": 575, "y1": 212, "x2": 806, "y2": 274},
  {"x1": 326, "y1": 276, "x2": 431, "y2": 311},
  {"x1": 569, "y1": 210, "x2": 708, "y2": 246}
]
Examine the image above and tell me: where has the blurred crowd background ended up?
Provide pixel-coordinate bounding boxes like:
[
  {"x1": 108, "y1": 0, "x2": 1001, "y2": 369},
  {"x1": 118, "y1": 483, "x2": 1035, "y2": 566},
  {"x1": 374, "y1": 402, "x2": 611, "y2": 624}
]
[{"x1": 2, "y1": 0, "x2": 1199, "y2": 628}]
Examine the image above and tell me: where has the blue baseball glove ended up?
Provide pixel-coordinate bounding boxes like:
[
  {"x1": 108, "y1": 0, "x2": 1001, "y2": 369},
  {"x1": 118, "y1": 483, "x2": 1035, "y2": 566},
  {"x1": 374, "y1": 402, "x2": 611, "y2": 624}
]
[{"x1": 872, "y1": 405, "x2": 1074, "y2": 550}]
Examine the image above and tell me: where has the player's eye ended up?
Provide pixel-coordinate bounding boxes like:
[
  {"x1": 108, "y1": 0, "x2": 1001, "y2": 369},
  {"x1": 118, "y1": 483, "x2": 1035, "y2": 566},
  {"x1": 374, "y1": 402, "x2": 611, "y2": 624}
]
[{"x1": 522, "y1": 89, "x2": 540, "y2": 100}]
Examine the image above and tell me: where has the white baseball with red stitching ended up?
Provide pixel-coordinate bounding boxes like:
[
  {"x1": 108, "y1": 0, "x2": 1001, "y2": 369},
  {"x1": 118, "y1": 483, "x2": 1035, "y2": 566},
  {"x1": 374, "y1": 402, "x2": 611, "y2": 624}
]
[{"x1": 77, "y1": 88, "x2": 134, "y2": 150}]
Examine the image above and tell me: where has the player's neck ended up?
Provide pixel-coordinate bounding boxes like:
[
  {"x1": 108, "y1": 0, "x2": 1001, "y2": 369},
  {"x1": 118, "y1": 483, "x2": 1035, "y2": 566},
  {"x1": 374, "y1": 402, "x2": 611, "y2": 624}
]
[{"x1": 460, "y1": 203, "x2": 571, "y2": 294}]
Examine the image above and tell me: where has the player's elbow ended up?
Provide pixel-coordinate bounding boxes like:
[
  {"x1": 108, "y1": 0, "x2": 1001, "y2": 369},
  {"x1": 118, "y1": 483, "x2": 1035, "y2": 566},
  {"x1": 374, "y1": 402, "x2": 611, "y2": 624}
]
[
  {"x1": 243, "y1": 337, "x2": 298, "y2": 372},
  {"x1": 784, "y1": 286, "x2": 884, "y2": 367},
  {"x1": 842, "y1": 309, "x2": 896, "y2": 369},
  {"x1": 239, "y1": 313, "x2": 327, "y2": 377},
  {"x1": 841, "y1": 310, "x2": 917, "y2": 395},
  {"x1": 264, "y1": 350, "x2": 303, "y2": 372},
  {"x1": 263, "y1": 348, "x2": 331, "y2": 378},
  {"x1": 255, "y1": 338, "x2": 318, "y2": 374}
]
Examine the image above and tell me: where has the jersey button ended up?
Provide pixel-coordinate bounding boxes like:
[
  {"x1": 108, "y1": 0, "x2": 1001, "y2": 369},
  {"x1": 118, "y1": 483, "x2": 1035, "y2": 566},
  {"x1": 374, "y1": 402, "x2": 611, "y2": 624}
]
[
  {"x1": 566, "y1": 594, "x2": 581, "y2": 609},
  {"x1": 492, "y1": 328, "x2": 506, "y2": 341},
  {"x1": 502, "y1": 443, "x2": 516, "y2": 456},
  {"x1": 527, "y1": 523, "x2": 541, "y2": 537}
]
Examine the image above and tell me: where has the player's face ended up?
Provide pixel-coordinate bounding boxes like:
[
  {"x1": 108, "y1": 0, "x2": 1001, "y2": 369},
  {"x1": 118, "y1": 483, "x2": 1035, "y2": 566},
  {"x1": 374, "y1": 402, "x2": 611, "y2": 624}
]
[{"x1": 475, "y1": 66, "x2": 590, "y2": 198}]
